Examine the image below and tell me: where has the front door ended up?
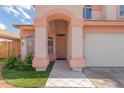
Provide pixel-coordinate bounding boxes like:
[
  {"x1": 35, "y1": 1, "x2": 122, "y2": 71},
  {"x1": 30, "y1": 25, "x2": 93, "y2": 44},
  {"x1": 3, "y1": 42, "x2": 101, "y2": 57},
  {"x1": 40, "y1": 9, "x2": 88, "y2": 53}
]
[{"x1": 56, "y1": 35, "x2": 66, "y2": 60}]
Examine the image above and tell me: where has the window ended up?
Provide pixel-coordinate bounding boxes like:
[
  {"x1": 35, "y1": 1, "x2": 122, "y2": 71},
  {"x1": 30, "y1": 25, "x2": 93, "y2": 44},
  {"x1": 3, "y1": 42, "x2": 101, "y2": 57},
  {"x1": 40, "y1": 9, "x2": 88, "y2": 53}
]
[
  {"x1": 48, "y1": 37, "x2": 54, "y2": 54},
  {"x1": 120, "y1": 5, "x2": 124, "y2": 16},
  {"x1": 26, "y1": 36, "x2": 34, "y2": 55},
  {"x1": 83, "y1": 5, "x2": 92, "y2": 19}
]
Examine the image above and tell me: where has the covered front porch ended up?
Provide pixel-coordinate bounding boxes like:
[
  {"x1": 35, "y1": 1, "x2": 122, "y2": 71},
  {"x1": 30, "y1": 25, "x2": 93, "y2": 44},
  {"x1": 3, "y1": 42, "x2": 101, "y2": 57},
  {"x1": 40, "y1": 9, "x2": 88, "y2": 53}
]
[{"x1": 32, "y1": 6, "x2": 85, "y2": 71}]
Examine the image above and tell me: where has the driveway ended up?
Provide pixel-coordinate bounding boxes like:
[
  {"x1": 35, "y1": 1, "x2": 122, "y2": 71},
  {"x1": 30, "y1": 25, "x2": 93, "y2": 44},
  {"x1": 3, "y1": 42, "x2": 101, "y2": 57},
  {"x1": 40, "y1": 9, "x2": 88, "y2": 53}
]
[{"x1": 84, "y1": 67, "x2": 124, "y2": 88}]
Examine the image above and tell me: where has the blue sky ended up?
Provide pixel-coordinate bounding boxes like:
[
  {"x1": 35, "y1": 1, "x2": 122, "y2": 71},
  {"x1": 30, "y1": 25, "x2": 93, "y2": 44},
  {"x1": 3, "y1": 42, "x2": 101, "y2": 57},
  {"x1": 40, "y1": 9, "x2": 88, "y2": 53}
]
[{"x1": 0, "y1": 5, "x2": 35, "y2": 34}]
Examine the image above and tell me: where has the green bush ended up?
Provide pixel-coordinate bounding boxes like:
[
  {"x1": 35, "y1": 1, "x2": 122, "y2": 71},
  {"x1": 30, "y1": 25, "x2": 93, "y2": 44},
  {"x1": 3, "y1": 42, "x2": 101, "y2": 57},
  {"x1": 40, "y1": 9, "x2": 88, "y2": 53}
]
[
  {"x1": 4, "y1": 54, "x2": 34, "y2": 70},
  {"x1": 4, "y1": 56, "x2": 20, "y2": 68},
  {"x1": 23, "y1": 54, "x2": 34, "y2": 70},
  {"x1": 14, "y1": 61, "x2": 26, "y2": 70}
]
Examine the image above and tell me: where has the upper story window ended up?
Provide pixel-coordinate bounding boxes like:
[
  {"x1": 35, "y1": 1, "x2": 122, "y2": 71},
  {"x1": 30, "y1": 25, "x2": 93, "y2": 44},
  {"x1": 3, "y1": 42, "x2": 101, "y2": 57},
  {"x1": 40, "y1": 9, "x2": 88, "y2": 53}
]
[
  {"x1": 83, "y1": 5, "x2": 92, "y2": 20},
  {"x1": 120, "y1": 5, "x2": 124, "y2": 16}
]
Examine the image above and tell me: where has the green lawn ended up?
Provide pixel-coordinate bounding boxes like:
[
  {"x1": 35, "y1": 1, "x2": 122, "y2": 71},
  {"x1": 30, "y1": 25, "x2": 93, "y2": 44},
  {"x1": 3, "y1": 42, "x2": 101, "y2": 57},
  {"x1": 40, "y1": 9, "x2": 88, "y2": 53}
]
[{"x1": 2, "y1": 62, "x2": 54, "y2": 88}]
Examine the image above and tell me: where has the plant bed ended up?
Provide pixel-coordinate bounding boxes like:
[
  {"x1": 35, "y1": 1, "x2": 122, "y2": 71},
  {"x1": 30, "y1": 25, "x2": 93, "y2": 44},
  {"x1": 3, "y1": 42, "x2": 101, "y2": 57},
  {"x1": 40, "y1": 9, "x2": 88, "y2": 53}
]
[
  {"x1": 2, "y1": 62, "x2": 54, "y2": 88},
  {"x1": 0, "y1": 59, "x2": 4, "y2": 63}
]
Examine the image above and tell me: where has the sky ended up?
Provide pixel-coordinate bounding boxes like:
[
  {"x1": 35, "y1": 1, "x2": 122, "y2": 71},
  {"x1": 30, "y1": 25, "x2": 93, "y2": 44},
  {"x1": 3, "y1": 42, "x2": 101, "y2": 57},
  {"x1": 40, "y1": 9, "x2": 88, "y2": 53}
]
[{"x1": 0, "y1": 5, "x2": 35, "y2": 34}]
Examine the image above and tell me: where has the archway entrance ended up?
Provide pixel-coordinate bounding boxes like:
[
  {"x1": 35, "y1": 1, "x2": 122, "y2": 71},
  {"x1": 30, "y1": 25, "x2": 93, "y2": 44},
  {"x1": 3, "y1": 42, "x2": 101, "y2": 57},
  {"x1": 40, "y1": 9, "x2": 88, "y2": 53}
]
[
  {"x1": 33, "y1": 7, "x2": 85, "y2": 71},
  {"x1": 48, "y1": 19, "x2": 68, "y2": 60}
]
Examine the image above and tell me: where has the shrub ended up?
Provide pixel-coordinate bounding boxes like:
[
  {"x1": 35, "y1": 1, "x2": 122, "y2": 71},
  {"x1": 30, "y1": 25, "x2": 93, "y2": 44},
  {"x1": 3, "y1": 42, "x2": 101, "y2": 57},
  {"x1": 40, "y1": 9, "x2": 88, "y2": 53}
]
[
  {"x1": 23, "y1": 54, "x2": 34, "y2": 70},
  {"x1": 4, "y1": 56, "x2": 20, "y2": 68},
  {"x1": 4, "y1": 54, "x2": 34, "y2": 70},
  {"x1": 14, "y1": 61, "x2": 26, "y2": 70}
]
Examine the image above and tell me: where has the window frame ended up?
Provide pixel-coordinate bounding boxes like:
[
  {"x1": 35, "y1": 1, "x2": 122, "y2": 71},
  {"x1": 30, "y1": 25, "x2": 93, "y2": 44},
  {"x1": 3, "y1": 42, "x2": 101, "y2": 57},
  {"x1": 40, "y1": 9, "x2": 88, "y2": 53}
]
[
  {"x1": 83, "y1": 5, "x2": 92, "y2": 20},
  {"x1": 117, "y1": 5, "x2": 124, "y2": 19}
]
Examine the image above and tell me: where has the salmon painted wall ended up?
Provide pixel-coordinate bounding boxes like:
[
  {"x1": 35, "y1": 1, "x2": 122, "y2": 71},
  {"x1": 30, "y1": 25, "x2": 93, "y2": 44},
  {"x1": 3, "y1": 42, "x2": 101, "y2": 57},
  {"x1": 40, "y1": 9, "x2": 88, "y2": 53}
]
[
  {"x1": 105, "y1": 5, "x2": 117, "y2": 20},
  {"x1": 20, "y1": 29, "x2": 35, "y2": 39},
  {"x1": 19, "y1": 27, "x2": 35, "y2": 59},
  {"x1": 20, "y1": 5, "x2": 124, "y2": 59},
  {"x1": 92, "y1": 5, "x2": 105, "y2": 20},
  {"x1": 34, "y1": 5, "x2": 84, "y2": 27},
  {"x1": 39, "y1": 5, "x2": 84, "y2": 19},
  {"x1": 84, "y1": 25, "x2": 124, "y2": 33},
  {"x1": 35, "y1": 5, "x2": 124, "y2": 21},
  {"x1": 91, "y1": 5, "x2": 123, "y2": 20},
  {"x1": 20, "y1": 26, "x2": 57, "y2": 61}
]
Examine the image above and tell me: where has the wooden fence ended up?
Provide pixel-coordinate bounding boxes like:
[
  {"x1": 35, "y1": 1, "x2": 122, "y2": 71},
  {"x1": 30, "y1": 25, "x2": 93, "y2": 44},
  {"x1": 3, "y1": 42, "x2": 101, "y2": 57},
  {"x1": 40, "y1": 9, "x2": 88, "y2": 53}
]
[{"x1": 0, "y1": 40, "x2": 20, "y2": 58}]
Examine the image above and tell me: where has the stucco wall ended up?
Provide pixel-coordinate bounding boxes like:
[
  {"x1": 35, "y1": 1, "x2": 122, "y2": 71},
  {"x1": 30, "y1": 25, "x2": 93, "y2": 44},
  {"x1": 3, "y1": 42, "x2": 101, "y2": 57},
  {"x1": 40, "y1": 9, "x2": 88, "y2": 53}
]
[
  {"x1": 36, "y1": 5, "x2": 84, "y2": 19},
  {"x1": 105, "y1": 5, "x2": 117, "y2": 20},
  {"x1": 92, "y1": 5, "x2": 118, "y2": 20},
  {"x1": 84, "y1": 25, "x2": 124, "y2": 33},
  {"x1": 20, "y1": 28, "x2": 35, "y2": 59},
  {"x1": 71, "y1": 27, "x2": 83, "y2": 57},
  {"x1": 21, "y1": 39, "x2": 27, "y2": 59},
  {"x1": 92, "y1": 11, "x2": 103, "y2": 20},
  {"x1": 35, "y1": 5, "x2": 122, "y2": 21},
  {"x1": 35, "y1": 27, "x2": 48, "y2": 57},
  {"x1": 21, "y1": 29, "x2": 35, "y2": 39},
  {"x1": 92, "y1": 5, "x2": 104, "y2": 20}
]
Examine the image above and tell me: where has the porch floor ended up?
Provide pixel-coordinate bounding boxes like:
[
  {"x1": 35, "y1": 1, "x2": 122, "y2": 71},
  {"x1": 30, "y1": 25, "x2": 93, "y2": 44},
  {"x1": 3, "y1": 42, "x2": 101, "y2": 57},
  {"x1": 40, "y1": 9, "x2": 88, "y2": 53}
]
[{"x1": 45, "y1": 60, "x2": 95, "y2": 88}]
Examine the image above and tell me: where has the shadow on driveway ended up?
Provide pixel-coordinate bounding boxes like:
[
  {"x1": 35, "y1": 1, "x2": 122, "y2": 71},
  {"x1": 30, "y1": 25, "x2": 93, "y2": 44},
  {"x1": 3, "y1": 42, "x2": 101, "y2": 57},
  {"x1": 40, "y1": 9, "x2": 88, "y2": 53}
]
[{"x1": 84, "y1": 67, "x2": 124, "y2": 88}]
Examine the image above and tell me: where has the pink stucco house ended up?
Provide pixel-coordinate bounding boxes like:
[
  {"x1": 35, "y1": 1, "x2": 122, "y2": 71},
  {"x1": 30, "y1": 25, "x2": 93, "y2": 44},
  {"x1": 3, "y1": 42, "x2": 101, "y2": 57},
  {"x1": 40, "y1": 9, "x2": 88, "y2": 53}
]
[{"x1": 14, "y1": 5, "x2": 124, "y2": 71}]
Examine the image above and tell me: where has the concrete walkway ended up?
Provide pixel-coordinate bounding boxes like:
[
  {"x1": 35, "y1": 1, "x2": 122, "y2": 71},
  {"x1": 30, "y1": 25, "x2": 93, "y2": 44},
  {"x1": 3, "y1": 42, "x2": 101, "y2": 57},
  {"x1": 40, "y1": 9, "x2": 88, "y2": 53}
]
[
  {"x1": 45, "y1": 60, "x2": 95, "y2": 88},
  {"x1": 0, "y1": 62, "x2": 15, "y2": 88}
]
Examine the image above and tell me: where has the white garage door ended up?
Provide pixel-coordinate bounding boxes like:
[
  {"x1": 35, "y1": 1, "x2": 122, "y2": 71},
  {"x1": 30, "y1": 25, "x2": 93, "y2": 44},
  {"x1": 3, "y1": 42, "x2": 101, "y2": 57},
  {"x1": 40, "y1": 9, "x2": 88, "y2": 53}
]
[{"x1": 84, "y1": 33, "x2": 124, "y2": 67}]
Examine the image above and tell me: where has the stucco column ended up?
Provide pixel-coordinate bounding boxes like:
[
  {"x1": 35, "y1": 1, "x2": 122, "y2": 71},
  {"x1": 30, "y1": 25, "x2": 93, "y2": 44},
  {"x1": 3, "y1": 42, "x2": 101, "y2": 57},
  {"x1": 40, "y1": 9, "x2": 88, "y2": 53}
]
[
  {"x1": 32, "y1": 6, "x2": 49, "y2": 71},
  {"x1": 32, "y1": 27, "x2": 49, "y2": 71},
  {"x1": 69, "y1": 26, "x2": 85, "y2": 71}
]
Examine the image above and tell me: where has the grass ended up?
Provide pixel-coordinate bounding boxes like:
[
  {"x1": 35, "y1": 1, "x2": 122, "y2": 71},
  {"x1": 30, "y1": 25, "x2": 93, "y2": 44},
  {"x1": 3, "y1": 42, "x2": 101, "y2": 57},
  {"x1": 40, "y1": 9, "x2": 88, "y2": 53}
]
[{"x1": 2, "y1": 62, "x2": 54, "y2": 88}]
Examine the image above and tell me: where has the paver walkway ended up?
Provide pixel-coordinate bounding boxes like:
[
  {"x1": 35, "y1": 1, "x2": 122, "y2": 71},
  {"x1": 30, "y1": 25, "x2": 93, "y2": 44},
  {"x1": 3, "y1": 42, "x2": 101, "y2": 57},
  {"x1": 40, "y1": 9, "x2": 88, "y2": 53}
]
[
  {"x1": 0, "y1": 62, "x2": 15, "y2": 88},
  {"x1": 45, "y1": 60, "x2": 95, "y2": 88}
]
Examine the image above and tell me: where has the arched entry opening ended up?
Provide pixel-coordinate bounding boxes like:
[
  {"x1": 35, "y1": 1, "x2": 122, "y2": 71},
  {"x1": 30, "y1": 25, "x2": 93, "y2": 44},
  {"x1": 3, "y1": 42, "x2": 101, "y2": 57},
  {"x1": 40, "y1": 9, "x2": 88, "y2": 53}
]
[
  {"x1": 48, "y1": 19, "x2": 69, "y2": 60},
  {"x1": 46, "y1": 10, "x2": 72, "y2": 62},
  {"x1": 33, "y1": 8, "x2": 85, "y2": 71}
]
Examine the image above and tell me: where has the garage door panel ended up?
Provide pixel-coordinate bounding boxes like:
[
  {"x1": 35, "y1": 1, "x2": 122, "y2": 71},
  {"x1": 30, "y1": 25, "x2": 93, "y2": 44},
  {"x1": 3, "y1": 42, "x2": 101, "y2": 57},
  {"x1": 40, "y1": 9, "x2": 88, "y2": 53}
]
[{"x1": 85, "y1": 33, "x2": 124, "y2": 67}]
